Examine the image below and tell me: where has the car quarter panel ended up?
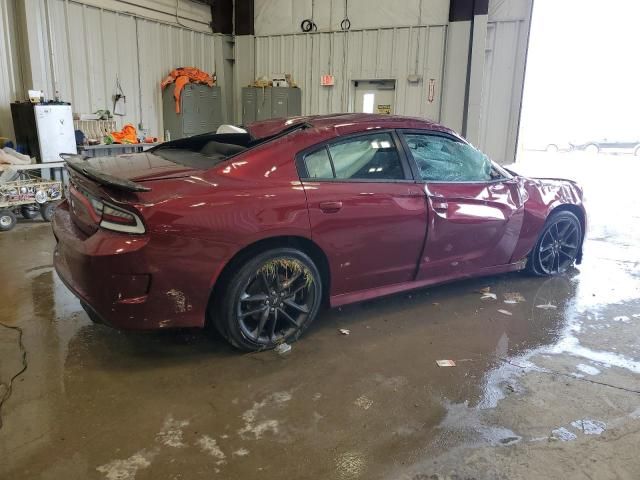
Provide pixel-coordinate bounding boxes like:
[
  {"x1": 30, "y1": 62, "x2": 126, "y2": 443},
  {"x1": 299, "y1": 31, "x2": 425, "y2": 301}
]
[{"x1": 55, "y1": 132, "x2": 337, "y2": 330}]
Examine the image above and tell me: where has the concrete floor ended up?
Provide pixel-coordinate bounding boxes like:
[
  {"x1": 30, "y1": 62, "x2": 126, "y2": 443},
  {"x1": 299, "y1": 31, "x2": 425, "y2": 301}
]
[{"x1": 1, "y1": 152, "x2": 639, "y2": 479}]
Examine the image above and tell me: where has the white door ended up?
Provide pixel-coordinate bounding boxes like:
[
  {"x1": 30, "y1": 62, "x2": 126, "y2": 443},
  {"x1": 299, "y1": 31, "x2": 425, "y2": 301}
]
[{"x1": 354, "y1": 80, "x2": 396, "y2": 115}]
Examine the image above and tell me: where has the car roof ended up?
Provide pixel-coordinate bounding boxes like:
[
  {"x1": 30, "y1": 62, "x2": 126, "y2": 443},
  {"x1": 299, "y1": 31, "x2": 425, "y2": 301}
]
[{"x1": 245, "y1": 113, "x2": 459, "y2": 141}]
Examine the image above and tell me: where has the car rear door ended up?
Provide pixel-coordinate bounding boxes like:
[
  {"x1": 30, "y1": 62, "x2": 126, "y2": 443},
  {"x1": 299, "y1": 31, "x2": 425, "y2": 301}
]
[
  {"x1": 398, "y1": 130, "x2": 525, "y2": 280},
  {"x1": 298, "y1": 131, "x2": 428, "y2": 296}
]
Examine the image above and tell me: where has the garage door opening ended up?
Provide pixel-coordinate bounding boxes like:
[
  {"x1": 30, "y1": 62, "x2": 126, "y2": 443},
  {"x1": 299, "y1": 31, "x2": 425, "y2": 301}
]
[
  {"x1": 353, "y1": 80, "x2": 396, "y2": 115},
  {"x1": 514, "y1": 0, "x2": 640, "y2": 270},
  {"x1": 517, "y1": 0, "x2": 640, "y2": 166}
]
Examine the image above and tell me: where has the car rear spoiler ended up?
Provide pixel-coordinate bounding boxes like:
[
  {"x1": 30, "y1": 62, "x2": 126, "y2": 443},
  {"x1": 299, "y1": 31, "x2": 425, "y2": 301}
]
[{"x1": 62, "y1": 154, "x2": 151, "y2": 193}]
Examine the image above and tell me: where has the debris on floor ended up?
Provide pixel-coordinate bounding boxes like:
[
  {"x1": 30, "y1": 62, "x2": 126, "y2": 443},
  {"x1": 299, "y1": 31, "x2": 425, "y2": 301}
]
[
  {"x1": 354, "y1": 395, "x2": 373, "y2": 410},
  {"x1": 571, "y1": 419, "x2": 606, "y2": 435},
  {"x1": 497, "y1": 309, "x2": 513, "y2": 316},
  {"x1": 550, "y1": 427, "x2": 577, "y2": 442},
  {"x1": 536, "y1": 303, "x2": 557, "y2": 310},
  {"x1": 436, "y1": 360, "x2": 456, "y2": 367},
  {"x1": 338, "y1": 328, "x2": 351, "y2": 335},
  {"x1": 503, "y1": 292, "x2": 526, "y2": 304},
  {"x1": 477, "y1": 287, "x2": 497, "y2": 300},
  {"x1": 274, "y1": 343, "x2": 292, "y2": 356}
]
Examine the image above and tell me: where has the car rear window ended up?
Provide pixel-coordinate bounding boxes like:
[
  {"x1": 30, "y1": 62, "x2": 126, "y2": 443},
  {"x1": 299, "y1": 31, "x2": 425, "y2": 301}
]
[{"x1": 151, "y1": 133, "x2": 251, "y2": 169}]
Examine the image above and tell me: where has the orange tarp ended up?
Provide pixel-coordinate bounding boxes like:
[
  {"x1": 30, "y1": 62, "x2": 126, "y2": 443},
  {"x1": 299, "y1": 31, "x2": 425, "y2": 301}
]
[
  {"x1": 107, "y1": 124, "x2": 138, "y2": 144},
  {"x1": 161, "y1": 67, "x2": 215, "y2": 113}
]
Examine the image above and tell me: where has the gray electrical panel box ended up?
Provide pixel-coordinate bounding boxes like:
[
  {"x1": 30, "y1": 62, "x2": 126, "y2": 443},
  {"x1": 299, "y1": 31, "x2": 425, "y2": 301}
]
[
  {"x1": 163, "y1": 83, "x2": 222, "y2": 140},
  {"x1": 241, "y1": 87, "x2": 301, "y2": 124}
]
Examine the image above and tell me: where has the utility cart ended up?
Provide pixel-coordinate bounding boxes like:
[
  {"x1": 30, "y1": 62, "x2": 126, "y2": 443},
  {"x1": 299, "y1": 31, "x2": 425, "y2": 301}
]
[{"x1": 0, "y1": 167, "x2": 63, "y2": 231}]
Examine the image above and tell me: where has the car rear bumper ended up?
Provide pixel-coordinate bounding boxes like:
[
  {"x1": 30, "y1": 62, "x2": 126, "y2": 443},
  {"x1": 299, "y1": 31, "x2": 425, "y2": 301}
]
[{"x1": 52, "y1": 201, "x2": 209, "y2": 330}]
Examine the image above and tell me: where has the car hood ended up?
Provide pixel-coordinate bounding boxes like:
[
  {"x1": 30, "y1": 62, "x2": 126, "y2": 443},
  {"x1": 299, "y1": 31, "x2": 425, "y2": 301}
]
[{"x1": 83, "y1": 152, "x2": 199, "y2": 182}]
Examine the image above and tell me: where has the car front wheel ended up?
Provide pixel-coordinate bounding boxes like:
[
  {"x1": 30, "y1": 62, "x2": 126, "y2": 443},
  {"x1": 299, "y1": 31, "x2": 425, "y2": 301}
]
[
  {"x1": 527, "y1": 211, "x2": 582, "y2": 276},
  {"x1": 212, "y1": 248, "x2": 323, "y2": 351}
]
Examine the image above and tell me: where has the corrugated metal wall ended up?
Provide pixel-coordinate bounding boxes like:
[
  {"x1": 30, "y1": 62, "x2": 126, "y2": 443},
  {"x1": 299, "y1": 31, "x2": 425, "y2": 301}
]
[
  {"x1": 3, "y1": 0, "x2": 221, "y2": 140},
  {"x1": 478, "y1": 19, "x2": 530, "y2": 163},
  {"x1": 0, "y1": 0, "x2": 23, "y2": 140},
  {"x1": 42, "y1": 0, "x2": 220, "y2": 138},
  {"x1": 254, "y1": 0, "x2": 450, "y2": 35},
  {"x1": 254, "y1": 26, "x2": 447, "y2": 121}
]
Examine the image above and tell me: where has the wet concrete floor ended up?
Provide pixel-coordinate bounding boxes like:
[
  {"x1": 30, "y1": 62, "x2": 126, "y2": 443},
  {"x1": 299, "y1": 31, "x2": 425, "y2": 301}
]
[{"x1": 1, "y1": 152, "x2": 639, "y2": 479}]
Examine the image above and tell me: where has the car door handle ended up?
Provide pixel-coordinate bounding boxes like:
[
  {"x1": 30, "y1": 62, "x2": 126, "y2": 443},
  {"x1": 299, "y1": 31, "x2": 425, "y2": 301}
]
[
  {"x1": 319, "y1": 201, "x2": 343, "y2": 213},
  {"x1": 432, "y1": 201, "x2": 448, "y2": 212},
  {"x1": 429, "y1": 198, "x2": 448, "y2": 212}
]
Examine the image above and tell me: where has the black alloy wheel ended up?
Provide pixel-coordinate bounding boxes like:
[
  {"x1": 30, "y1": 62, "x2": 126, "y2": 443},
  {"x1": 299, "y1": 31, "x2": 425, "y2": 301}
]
[
  {"x1": 528, "y1": 211, "x2": 582, "y2": 276},
  {"x1": 213, "y1": 248, "x2": 322, "y2": 351}
]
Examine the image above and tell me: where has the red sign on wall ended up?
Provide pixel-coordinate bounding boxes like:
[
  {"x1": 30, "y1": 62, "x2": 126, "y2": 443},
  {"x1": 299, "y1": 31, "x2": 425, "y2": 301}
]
[{"x1": 321, "y1": 74, "x2": 335, "y2": 86}]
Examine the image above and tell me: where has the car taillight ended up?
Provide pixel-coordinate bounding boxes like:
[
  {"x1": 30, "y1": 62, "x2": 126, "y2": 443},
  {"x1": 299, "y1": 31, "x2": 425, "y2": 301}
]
[
  {"x1": 89, "y1": 197, "x2": 104, "y2": 213},
  {"x1": 73, "y1": 183, "x2": 145, "y2": 234},
  {"x1": 100, "y1": 202, "x2": 146, "y2": 234}
]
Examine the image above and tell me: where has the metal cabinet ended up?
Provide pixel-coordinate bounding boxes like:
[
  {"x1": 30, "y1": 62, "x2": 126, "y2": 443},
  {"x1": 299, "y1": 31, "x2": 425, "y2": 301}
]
[
  {"x1": 241, "y1": 87, "x2": 302, "y2": 125},
  {"x1": 163, "y1": 84, "x2": 222, "y2": 140}
]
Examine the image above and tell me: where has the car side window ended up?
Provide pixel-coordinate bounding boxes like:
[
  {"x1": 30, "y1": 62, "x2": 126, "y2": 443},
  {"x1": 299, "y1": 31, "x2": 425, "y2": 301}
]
[
  {"x1": 328, "y1": 133, "x2": 404, "y2": 180},
  {"x1": 402, "y1": 133, "x2": 494, "y2": 182},
  {"x1": 303, "y1": 147, "x2": 334, "y2": 179},
  {"x1": 301, "y1": 133, "x2": 406, "y2": 181}
]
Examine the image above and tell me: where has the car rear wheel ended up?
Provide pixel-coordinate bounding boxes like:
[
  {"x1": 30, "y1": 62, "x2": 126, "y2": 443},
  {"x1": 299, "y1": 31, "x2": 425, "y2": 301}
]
[
  {"x1": 527, "y1": 211, "x2": 582, "y2": 276},
  {"x1": 0, "y1": 210, "x2": 17, "y2": 231},
  {"x1": 212, "y1": 248, "x2": 323, "y2": 351}
]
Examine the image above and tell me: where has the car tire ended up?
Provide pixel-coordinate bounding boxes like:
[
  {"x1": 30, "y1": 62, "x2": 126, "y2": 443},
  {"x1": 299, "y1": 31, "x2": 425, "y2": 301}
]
[
  {"x1": 40, "y1": 202, "x2": 57, "y2": 222},
  {"x1": 0, "y1": 210, "x2": 17, "y2": 232},
  {"x1": 585, "y1": 144, "x2": 599, "y2": 154},
  {"x1": 545, "y1": 144, "x2": 559, "y2": 153},
  {"x1": 211, "y1": 248, "x2": 323, "y2": 351},
  {"x1": 21, "y1": 205, "x2": 40, "y2": 220},
  {"x1": 634, "y1": 145, "x2": 640, "y2": 157},
  {"x1": 526, "y1": 211, "x2": 582, "y2": 276}
]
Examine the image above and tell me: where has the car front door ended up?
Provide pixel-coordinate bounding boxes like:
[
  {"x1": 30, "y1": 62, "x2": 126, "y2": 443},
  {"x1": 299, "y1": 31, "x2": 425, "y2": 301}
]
[
  {"x1": 398, "y1": 131, "x2": 525, "y2": 281},
  {"x1": 298, "y1": 131, "x2": 428, "y2": 297}
]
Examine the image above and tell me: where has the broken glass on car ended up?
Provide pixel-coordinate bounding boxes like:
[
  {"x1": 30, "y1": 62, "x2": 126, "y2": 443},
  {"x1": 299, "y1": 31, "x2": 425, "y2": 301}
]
[{"x1": 403, "y1": 134, "x2": 496, "y2": 182}]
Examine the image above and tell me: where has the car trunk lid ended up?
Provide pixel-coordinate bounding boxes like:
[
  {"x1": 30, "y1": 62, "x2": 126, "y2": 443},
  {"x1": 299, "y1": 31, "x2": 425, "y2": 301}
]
[{"x1": 64, "y1": 153, "x2": 200, "y2": 235}]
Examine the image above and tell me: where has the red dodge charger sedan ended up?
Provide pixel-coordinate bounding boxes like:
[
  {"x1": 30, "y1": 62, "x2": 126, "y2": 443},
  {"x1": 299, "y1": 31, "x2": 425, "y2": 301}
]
[{"x1": 53, "y1": 114, "x2": 586, "y2": 351}]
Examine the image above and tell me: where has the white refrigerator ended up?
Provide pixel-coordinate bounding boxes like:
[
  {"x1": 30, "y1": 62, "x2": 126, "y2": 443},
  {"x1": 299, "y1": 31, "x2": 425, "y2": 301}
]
[{"x1": 34, "y1": 104, "x2": 77, "y2": 163}]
